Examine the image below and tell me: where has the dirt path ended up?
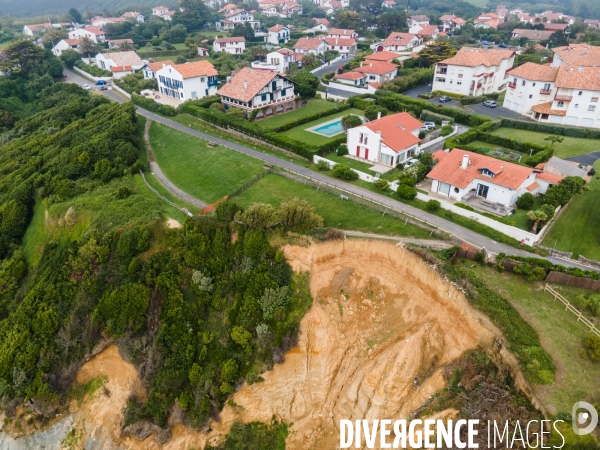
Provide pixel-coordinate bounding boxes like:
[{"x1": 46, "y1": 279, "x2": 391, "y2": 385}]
[
  {"x1": 143, "y1": 119, "x2": 207, "y2": 210},
  {"x1": 343, "y1": 230, "x2": 455, "y2": 249}
]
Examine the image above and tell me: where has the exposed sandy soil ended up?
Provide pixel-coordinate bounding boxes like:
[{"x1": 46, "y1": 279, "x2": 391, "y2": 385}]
[
  {"x1": 166, "y1": 218, "x2": 182, "y2": 228},
  {"x1": 8, "y1": 240, "x2": 534, "y2": 449}
]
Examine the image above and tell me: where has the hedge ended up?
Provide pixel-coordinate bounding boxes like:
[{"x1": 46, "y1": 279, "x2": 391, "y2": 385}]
[
  {"x1": 420, "y1": 110, "x2": 454, "y2": 125},
  {"x1": 74, "y1": 60, "x2": 112, "y2": 77},
  {"x1": 500, "y1": 254, "x2": 600, "y2": 281},
  {"x1": 432, "y1": 90, "x2": 465, "y2": 99},
  {"x1": 348, "y1": 95, "x2": 376, "y2": 110},
  {"x1": 498, "y1": 118, "x2": 600, "y2": 139},
  {"x1": 182, "y1": 96, "x2": 222, "y2": 110},
  {"x1": 271, "y1": 104, "x2": 350, "y2": 132},
  {"x1": 132, "y1": 94, "x2": 178, "y2": 116},
  {"x1": 181, "y1": 104, "x2": 332, "y2": 159},
  {"x1": 459, "y1": 93, "x2": 502, "y2": 105},
  {"x1": 382, "y1": 68, "x2": 435, "y2": 94}
]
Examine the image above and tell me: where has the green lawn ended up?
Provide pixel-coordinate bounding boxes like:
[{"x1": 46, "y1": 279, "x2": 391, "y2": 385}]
[
  {"x1": 258, "y1": 100, "x2": 342, "y2": 130},
  {"x1": 232, "y1": 173, "x2": 433, "y2": 238},
  {"x1": 456, "y1": 259, "x2": 600, "y2": 414},
  {"x1": 492, "y1": 128, "x2": 600, "y2": 159},
  {"x1": 510, "y1": 196, "x2": 545, "y2": 231},
  {"x1": 324, "y1": 153, "x2": 377, "y2": 176},
  {"x1": 281, "y1": 108, "x2": 364, "y2": 145},
  {"x1": 149, "y1": 122, "x2": 266, "y2": 204},
  {"x1": 543, "y1": 159, "x2": 600, "y2": 261}
]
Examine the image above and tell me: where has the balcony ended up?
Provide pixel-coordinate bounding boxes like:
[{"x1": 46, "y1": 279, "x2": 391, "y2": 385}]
[
  {"x1": 554, "y1": 94, "x2": 573, "y2": 102},
  {"x1": 436, "y1": 70, "x2": 447, "y2": 74},
  {"x1": 540, "y1": 88, "x2": 552, "y2": 95},
  {"x1": 508, "y1": 81, "x2": 516, "y2": 88},
  {"x1": 476, "y1": 83, "x2": 483, "y2": 88}
]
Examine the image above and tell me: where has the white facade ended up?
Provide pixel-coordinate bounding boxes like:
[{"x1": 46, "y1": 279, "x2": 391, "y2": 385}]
[
  {"x1": 347, "y1": 125, "x2": 419, "y2": 167},
  {"x1": 213, "y1": 38, "x2": 245, "y2": 54},
  {"x1": 152, "y1": 6, "x2": 170, "y2": 15},
  {"x1": 95, "y1": 52, "x2": 144, "y2": 71},
  {"x1": 251, "y1": 49, "x2": 295, "y2": 73},
  {"x1": 432, "y1": 51, "x2": 515, "y2": 96},
  {"x1": 68, "y1": 27, "x2": 106, "y2": 43},
  {"x1": 52, "y1": 39, "x2": 81, "y2": 56},
  {"x1": 122, "y1": 12, "x2": 144, "y2": 22},
  {"x1": 156, "y1": 64, "x2": 219, "y2": 101},
  {"x1": 323, "y1": 38, "x2": 356, "y2": 56},
  {"x1": 265, "y1": 26, "x2": 290, "y2": 45}
]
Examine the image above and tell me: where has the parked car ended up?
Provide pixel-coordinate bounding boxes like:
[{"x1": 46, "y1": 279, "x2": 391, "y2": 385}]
[
  {"x1": 62, "y1": 73, "x2": 67, "y2": 78},
  {"x1": 498, "y1": 42, "x2": 508, "y2": 48},
  {"x1": 589, "y1": 167, "x2": 596, "y2": 176},
  {"x1": 95, "y1": 80, "x2": 107, "y2": 86},
  {"x1": 422, "y1": 122, "x2": 436, "y2": 129},
  {"x1": 82, "y1": 84, "x2": 91, "y2": 90},
  {"x1": 100, "y1": 86, "x2": 108, "y2": 90},
  {"x1": 439, "y1": 96, "x2": 451, "y2": 103},
  {"x1": 404, "y1": 158, "x2": 419, "y2": 168},
  {"x1": 483, "y1": 100, "x2": 497, "y2": 108},
  {"x1": 481, "y1": 40, "x2": 493, "y2": 46}
]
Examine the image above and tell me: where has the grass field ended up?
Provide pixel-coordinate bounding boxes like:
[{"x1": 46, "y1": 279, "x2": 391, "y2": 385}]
[
  {"x1": 232, "y1": 173, "x2": 433, "y2": 238},
  {"x1": 149, "y1": 122, "x2": 266, "y2": 204},
  {"x1": 543, "y1": 159, "x2": 600, "y2": 260},
  {"x1": 492, "y1": 128, "x2": 600, "y2": 159},
  {"x1": 281, "y1": 108, "x2": 364, "y2": 145},
  {"x1": 258, "y1": 100, "x2": 342, "y2": 129},
  {"x1": 324, "y1": 153, "x2": 377, "y2": 175},
  {"x1": 456, "y1": 259, "x2": 600, "y2": 414}
]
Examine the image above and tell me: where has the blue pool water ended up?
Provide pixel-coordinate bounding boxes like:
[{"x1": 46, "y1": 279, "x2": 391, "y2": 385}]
[{"x1": 313, "y1": 119, "x2": 345, "y2": 136}]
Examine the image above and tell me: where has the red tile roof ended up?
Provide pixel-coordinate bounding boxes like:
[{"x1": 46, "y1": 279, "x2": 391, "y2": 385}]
[
  {"x1": 111, "y1": 65, "x2": 133, "y2": 72},
  {"x1": 364, "y1": 51, "x2": 401, "y2": 62},
  {"x1": 217, "y1": 67, "x2": 288, "y2": 103},
  {"x1": 555, "y1": 65, "x2": 600, "y2": 90},
  {"x1": 313, "y1": 18, "x2": 331, "y2": 26},
  {"x1": 334, "y1": 71, "x2": 366, "y2": 80},
  {"x1": 328, "y1": 28, "x2": 355, "y2": 36},
  {"x1": 531, "y1": 101, "x2": 567, "y2": 116},
  {"x1": 173, "y1": 60, "x2": 219, "y2": 78},
  {"x1": 552, "y1": 44, "x2": 600, "y2": 67},
  {"x1": 439, "y1": 47, "x2": 514, "y2": 67},
  {"x1": 353, "y1": 61, "x2": 398, "y2": 75},
  {"x1": 147, "y1": 60, "x2": 175, "y2": 73},
  {"x1": 382, "y1": 32, "x2": 419, "y2": 48},
  {"x1": 214, "y1": 36, "x2": 246, "y2": 43},
  {"x1": 294, "y1": 36, "x2": 324, "y2": 50},
  {"x1": 362, "y1": 112, "x2": 422, "y2": 152},
  {"x1": 417, "y1": 25, "x2": 439, "y2": 36},
  {"x1": 525, "y1": 182, "x2": 539, "y2": 192},
  {"x1": 536, "y1": 171, "x2": 564, "y2": 184},
  {"x1": 323, "y1": 37, "x2": 356, "y2": 47},
  {"x1": 64, "y1": 38, "x2": 83, "y2": 46},
  {"x1": 508, "y1": 62, "x2": 559, "y2": 82},
  {"x1": 269, "y1": 24, "x2": 286, "y2": 31},
  {"x1": 432, "y1": 150, "x2": 449, "y2": 162},
  {"x1": 427, "y1": 149, "x2": 534, "y2": 190}
]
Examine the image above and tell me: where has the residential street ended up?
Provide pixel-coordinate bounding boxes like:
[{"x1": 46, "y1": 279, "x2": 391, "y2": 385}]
[
  {"x1": 64, "y1": 69, "x2": 597, "y2": 272},
  {"x1": 312, "y1": 56, "x2": 353, "y2": 77}
]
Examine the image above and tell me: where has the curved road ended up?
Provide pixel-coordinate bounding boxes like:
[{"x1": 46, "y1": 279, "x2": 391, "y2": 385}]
[{"x1": 64, "y1": 69, "x2": 597, "y2": 272}]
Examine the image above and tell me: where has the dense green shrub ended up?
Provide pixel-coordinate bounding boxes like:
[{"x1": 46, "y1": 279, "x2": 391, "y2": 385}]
[
  {"x1": 184, "y1": 95, "x2": 223, "y2": 109},
  {"x1": 585, "y1": 335, "x2": 600, "y2": 362},
  {"x1": 440, "y1": 125, "x2": 454, "y2": 137},
  {"x1": 373, "y1": 179, "x2": 389, "y2": 191},
  {"x1": 516, "y1": 193, "x2": 534, "y2": 209},
  {"x1": 207, "y1": 419, "x2": 289, "y2": 450},
  {"x1": 425, "y1": 199, "x2": 441, "y2": 212},
  {"x1": 91, "y1": 283, "x2": 151, "y2": 336},
  {"x1": 114, "y1": 72, "x2": 158, "y2": 94},
  {"x1": 317, "y1": 160, "x2": 330, "y2": 171},
  {"x1": 332, "y1": 164, "x2": 358, "y2": 181},
  {"x1": 74, "y1": 60, "x2": 112, "y2": 77},
  {"x1": 396, "y1": 184, "x2": 417, "y2": 200},
  {"x1": 544, "y1": 176, "x2": 585, "y2": 207},
  {"x1": 364, "y1": 105, "x2": 388, "y2": 121},
  {"x1": 382, "y1": 68, "x2": 435, "y2": 94},
  {"x1": 499, "y1": 118, "x2": 600, "y2": 139},
  {"x1": 132, "y1": 94, "x2": 178, "y2": 116},
  {"x1": 337, "y1": 144, "x2": 348, "y2": 156},
  {"x1": 420, "y1": 110, "x2": 454, "y2": 125}
]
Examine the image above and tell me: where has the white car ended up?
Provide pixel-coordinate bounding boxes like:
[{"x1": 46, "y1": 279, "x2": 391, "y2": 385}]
[
  {"x1": 422, "y1": 122, "x2": 436, "y2": 129},
  {"x1": 82, "y1": 84, "x2": 91, "y2": 90},
  {"x1": 404, "y1": 158, "x2": 419, "y2": 168}
]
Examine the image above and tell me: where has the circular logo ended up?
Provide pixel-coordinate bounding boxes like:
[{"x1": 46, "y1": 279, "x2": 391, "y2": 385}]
[{"x1": 572, "y1": 402, "x2": 598, "y2": 436}]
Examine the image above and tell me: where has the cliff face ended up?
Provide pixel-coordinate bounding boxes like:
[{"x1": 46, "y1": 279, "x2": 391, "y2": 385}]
[{"x1": 3, "y1": 240, "x2": 535, "y2": 450}]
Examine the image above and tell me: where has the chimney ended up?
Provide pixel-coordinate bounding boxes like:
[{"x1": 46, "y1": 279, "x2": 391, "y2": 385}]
[
  {"x1": 244, "y1": 80, "x2": 248, "y2": 89},
  {"x1": 377, "y1": 111, "x2": 381, "y2": 119},
  {"x1": 461, "y1": 154, "x2": 470, "y2": 169},
  {"x1": 162, "y1": 63, "x2": 166, "y2": 68}
]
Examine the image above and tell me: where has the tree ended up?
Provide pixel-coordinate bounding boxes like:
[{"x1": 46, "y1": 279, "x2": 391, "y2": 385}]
[
  {"x1": 544, "y1": 135, "x2": 564, "y2": 148},
  {"x1": 69, "y1": 8, "x2": 82, "y2": 24},
  {"x1": 516, "y1": 192, "x2": 534, "y2": 209},
  {"x1": 79, "y1": 37, "x2": 98, "y2": 59},
  {"x1": 250, "y1": 45, "x2": 269, "y2": 61},
  {"x1": 301, "y1": 53, "x2": 318, "y2": 68},
  {"x1": 231, "y1": 22, "x2": 255, "y2": 40},
  {"x1": 527, "y1": 209, "x2": 548, "y2": 234},
  {"x1": 235, "y1": 203, "x2": 280, "y2": 229},
  {"x1": 230, "y1": 326, "x2": 252, "y2": 354},
  {"x1": 585, "y1": 335, "x2": 600, "y2": 362},
  {"x1": 549, "y1": 30, "x2": 568, "y2": 47},
  {"x1": 91, "y1": 283, "x2": 151, "y2": 336},
  {"x1": 60, "y1": 49, "x2": 80, "y2": 68},
  {"x1": 0, "y1": 40, "x2": 47, "y2": 77},
  {"x1": 341, "y1": 114, "x2": 362, "y2": 130},
  {"x1": 334, "y1": 11, "x2": 362, "y2": 30},
  {"x1": 418, "y1": 41, "x2": 457, "y2": 67},
  {"x1": 364, "y1": 105, "x2": 388, "y2": 121},
  {"x1": 289, "y1": 69, "x2": 319, "y2": 97},
  {"x1": 279, "y1": 198, "x2": 323, "y2": 232},
  {"x1": 259, "y1": 286, "x2": 290, "y2": 320},
  {"x1": 161, "y1": 24, "x2": 188, "y2": 44},
  {"x1": 172, "y1": 0, "x2": 209, "y2": 31}
]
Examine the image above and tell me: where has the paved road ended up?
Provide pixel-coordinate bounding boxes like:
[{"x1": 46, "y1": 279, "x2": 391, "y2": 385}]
[
  {"x1": 325, "y1": 86, "x2": 354, "y2": 99},
  {"x1": 64, "y1": 68, "x2": 126, "y2": 103},
  {"x1": 64, "y1": 69, "x2": 597, "y2": 271},
  {"x1": 313, "y1": 56, "x2": 353, "y2": 77},
  {"x1": 567, "y1": 151, "x2": 600, "y2": 167}
]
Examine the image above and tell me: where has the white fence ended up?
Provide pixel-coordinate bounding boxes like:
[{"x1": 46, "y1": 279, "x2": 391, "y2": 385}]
[
  {"x1": 72, "y1": 66, "x2": 112, "y2": 83},
  {"x1": 418, "y1": 126, "x2": 458, "y2": 152},
  {"x1": 326, "y1": 81, "x2": 370, "y2": 95},
  {"x1": 310, "y1": 55, "x2": 345, "y2": 74},
  {"x1": 313, "y1": 155, "x2": 378, "y2": 182},
  {"x1": 414, "y1": 191, "x2": 548, "y2": 244}
]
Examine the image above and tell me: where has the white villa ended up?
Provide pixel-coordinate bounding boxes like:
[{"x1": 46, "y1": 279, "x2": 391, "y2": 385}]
[
  {"x1": 68, "y1": 26, "x2": 106, "y2": 43},
  {"x1": 432, "y1": 48, "x2": 515, "y2": 96},
  {"x1": 373, "y1": 32, "x2": 422, "y2": 53},
  {"x1": 213, "y1": 36, "x2": 246, "y2": 54},
  {"x1": 217, "y1": 67, "x2": 296, "y2": 119},
  {"x1": 346, "y1": 112, "x2": 423, "y2": 167},
  {"x1": 265, "y1": 25, "x2": 290, "y2": 45},
  {"x1": 251, "y1": 48, "x2": 295, "y2": 73},
  {"x1": 52, "y1": 38, "x2": 82, "y2": 56},
  {"x1": 95, "y1": 51, "x2": 144, "y2": 73},
  {"x1": 323, "y1": 37, "x2": 357, "y2": 56},
  {"x1": 156, "y1": 60, "x2": 219, "y2": 101}
]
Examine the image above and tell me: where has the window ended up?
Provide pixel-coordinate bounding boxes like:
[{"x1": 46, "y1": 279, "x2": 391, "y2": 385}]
[
  {"x1": 579, "y1": 91, "x2": 583, "y2": 96},
  {"x1": 457, "y1": 82, "x2": 462, "y2": 85},
  {"x1": 557, "y1": 101, "x2": 564, "y2": 107},
  {"x1": 522, "y1": 80, "x2": 526, "y2": 86},
  {"x1": 589, "y1": 105, "x2": 596, "y2": 111},
  {"x1": 532, "y1": 83, "x2": 536, "y2": 86},
  {"x1": 191, "y1": 91, "x2": 197, "y2": 99},
  {"x1": 529, "y1": 95, "x2": 533, "y2": 99},
  {"x1": 481, "y1": 169, "x2": 494, "y2": 177},
  {"x1": 261, "y1": 94, "x2": 267, "y2": 101},
  {"x1": 201, "y1": 77, "x2": 205, "y2": 82},
  {"x1": 437, "y1": 182, "x2": 451, "y2": 196},
  {"x1": 574, "y1": 104, "x2": 579, "y2": 109}
]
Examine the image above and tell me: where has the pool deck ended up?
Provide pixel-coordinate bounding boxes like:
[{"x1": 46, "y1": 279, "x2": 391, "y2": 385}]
[{"x1": 306, "y1": 116, "x2": 365, "y2": 137}]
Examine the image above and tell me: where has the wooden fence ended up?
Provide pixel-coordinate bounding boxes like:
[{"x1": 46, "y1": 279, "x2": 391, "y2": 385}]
[
  {"x1": 544, "y1": 284, "x2": 600, "y2": 337},
  {"x1": 546, "y1": 271, "x2": 600, "y2": 291}
]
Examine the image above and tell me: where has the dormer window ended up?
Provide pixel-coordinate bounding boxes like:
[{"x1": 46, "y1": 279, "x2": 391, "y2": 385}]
[{"x1": 480, "y1": 169, "x2": 494, "y2": 177}]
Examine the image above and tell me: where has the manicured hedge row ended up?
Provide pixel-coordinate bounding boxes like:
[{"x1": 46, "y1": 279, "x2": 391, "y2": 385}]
[
  {"x1": 272, "y1": 104, "x2": 350, "y2": 132},
  {"x1": 74, "y1": 60, "x2": 112, "y2": 77},
  {"x1": 183, "y1": 96, "x2": 222, "y2": 110},
  {"x1": 181, "y1": 104, "x2": 322, "y2": 159},
  {"x1": 499, "y1": 118, "x2": 600, "y2": 139},
  {"x1": 420, "y1": 110, "x2": 454, "y2": 125},
  {"x1": 383, "y1": 68, "x2": 435, "y2": 94},
  {"x1": 348, "y1": 96, "x2": 376, "y2": 110},
  {"x1": 132, "y1": 94, "x2": 178, "y2": 116},
  {"x1": 375, "y1": 91, "x2": 491, "y2": 127},
  {"x1": 432, "y1": 90, "x2": 465, "y2": 99},
  {"x1": 477, "y1": 132, "x2": 546, "y2": 155}
]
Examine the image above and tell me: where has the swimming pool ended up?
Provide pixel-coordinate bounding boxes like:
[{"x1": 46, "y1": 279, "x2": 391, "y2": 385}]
[{"x1": 308, "y1": 117, "x2": 365, "y2": 137}]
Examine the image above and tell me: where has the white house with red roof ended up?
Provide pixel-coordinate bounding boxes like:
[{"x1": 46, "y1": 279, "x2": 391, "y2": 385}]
[
  {"x1": 252, "y1": 48, "x2": 295, "y2": 73},
  {"x1": 107, "y1": 38, "x2": 134, "y2": 49},
  {"x1": 265, "y1": 25, "x2": 290, "y2": 45},
  {"x1": 142, "y1": 60, "x2": 175, "y2": 80},
  {"x1": 352, "y1": 61, "x2": 398, "y2": 83},
  {"x1": 382, "y1": 0, "x2": 396, "y2": 8},
  {"x1": 68, "y1": 26, "x2": 106, "y2": 43},
  {"x1": 327, "y1": 28, "x2": 358, "y2": 39},
  {"x1": 152, "y1": 6, "x2": 170, "y2": 15},
  {"x1": 95, "y1": 51, "x2": 144, "y2": 77},
  {"x1": 323, "y1": 37, "x2": 357, "y2": 56},
  {"x1": 52, "y1": 38, "x2": 82, "y2": 56},
  {"x1": 156, "y1": 60, "x2": 219, "y2": 101},
  {"x1": 217, "y1": 67, "x2": 296, "y2": 119},
  {"x1": 411, "y1": 24, "x2": 439, "y2": 40},
  {"x1": 427, "y1": 149, "x2": 561, "y2": 207},
  {"x1": 122, "y1": 11, "x2": 144, "y2": 22},
  {"x1": 334, "y1": 71, "x2": 367, "y2": 86},
  {"x1": 213, "y1": 36, "x2": 246, "y2": 54},
  {"x1": 373, "y1": 32, "x2": 422, "y2": 53},
  {"x1": 280, "y1": 1, "x2": 302, "y2": 17},
  {"x1": 408, "y1": 15, "x2": 430, "y2": 28},
  {"x1": 294, "y1": 36, "x2": 327, "y2": 57},
  {"x1": 347, "y1": 112, "x2": 423, "y2": 167},
  {"x1": 439, "y1": 14, "x2": 466, "y2": 32}
]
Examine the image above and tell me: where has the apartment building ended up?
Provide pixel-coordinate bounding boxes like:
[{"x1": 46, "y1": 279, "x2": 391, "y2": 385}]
[{"x1": 432, "y1": 48, "x2": 515, "y2": 96}]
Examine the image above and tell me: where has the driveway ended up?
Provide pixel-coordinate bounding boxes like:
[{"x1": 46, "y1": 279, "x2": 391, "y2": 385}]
[
  {"x1": 567, "y1": 151, "x2": 600, "y2": 166},
  {"x1": 312, "y1": 56, "x2": 353, "y2": 77}
]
